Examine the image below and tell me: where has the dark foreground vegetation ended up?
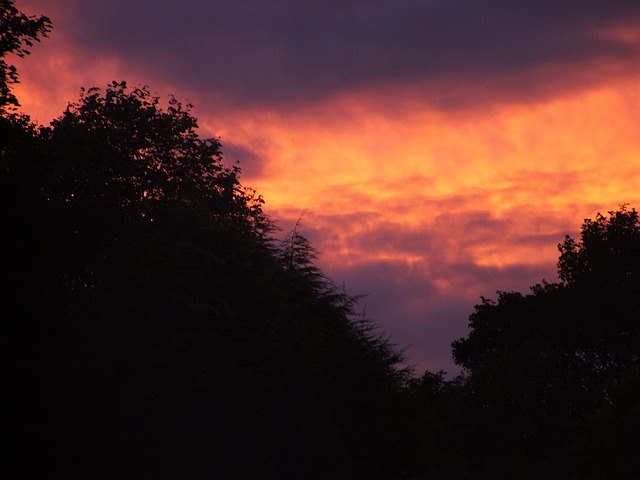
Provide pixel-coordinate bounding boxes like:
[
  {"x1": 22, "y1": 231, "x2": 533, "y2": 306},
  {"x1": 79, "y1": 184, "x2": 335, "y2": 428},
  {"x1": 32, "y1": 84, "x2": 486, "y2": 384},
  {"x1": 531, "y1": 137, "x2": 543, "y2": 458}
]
[{"x1": 3, "y1": 3, "x2": 639, "y2": 478}]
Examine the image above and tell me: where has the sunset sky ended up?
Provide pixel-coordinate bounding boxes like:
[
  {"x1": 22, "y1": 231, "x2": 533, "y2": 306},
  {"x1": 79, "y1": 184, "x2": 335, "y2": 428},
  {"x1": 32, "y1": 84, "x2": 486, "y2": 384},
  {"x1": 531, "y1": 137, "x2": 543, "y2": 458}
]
[{"x1": 14, "y1": 0, "x2": 640, "y2": 374}]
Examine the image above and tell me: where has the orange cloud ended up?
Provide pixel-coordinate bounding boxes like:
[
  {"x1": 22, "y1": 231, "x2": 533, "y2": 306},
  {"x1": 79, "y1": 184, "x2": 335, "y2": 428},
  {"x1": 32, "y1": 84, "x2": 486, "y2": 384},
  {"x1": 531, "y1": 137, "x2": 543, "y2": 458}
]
[
  {"x1": 198, "y1": 76, "x2": 640, "y2": 369},
  {"x1": 207, "y1": 75, "x2": 639, "y2": 277},
  {"x1": 11, "y1": 1, "x2": 640, "y2": 372}
]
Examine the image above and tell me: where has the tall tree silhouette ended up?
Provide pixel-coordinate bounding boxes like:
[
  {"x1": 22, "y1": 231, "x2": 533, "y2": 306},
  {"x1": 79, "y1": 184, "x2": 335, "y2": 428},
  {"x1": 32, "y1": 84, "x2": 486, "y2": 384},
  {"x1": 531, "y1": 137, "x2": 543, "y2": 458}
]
[{"x1": 4, "y1": 61, "x2": 413, "y2": 480}]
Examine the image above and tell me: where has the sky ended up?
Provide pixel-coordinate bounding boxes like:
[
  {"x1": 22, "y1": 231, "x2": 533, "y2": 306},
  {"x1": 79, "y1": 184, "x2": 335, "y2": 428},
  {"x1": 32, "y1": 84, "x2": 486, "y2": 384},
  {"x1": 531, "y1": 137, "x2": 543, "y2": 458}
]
[{"x1": 14, "y1": 0, "x2": 640, "y2": 375}]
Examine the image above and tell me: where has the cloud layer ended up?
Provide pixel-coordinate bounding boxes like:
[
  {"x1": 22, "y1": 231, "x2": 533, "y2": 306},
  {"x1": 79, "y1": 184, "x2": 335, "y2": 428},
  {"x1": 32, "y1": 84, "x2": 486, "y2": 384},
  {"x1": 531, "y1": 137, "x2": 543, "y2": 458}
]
[
  {"x1": 15, "y1": 0, "x2": 640, "y2": 373},
  {"x1": 22, "y1": 0, "x2": 640, "y2": 111}
]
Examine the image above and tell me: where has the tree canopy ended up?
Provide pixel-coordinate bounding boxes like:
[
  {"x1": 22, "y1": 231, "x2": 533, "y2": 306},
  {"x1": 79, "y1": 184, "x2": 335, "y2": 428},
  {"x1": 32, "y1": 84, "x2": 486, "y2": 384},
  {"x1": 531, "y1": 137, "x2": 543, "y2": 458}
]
[
  {"x1": 2, "y1": 10, "x2": 414, "y2": 477},
  {"x1": 432, "y1": 207, "x2": 640, "y2": 479},
  {"x1": 558, "y1": 205, "x2": 640, "y2": 287},
  {"x1": 0, "y1": 0, "x2": 51, "y2": 111}
]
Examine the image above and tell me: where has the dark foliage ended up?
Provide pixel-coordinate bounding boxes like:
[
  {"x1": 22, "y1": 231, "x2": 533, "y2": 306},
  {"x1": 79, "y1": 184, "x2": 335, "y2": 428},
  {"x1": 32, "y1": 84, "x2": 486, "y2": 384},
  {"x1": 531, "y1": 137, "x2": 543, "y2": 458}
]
[
  {"x1": 419, "y1": 206, "x2": 640, "y2": 479},
  {"x1": 558, "y1": 205, "x2": 640, "y2": 288},
  {"x1": 3, "y1": 34, "x2": 413, "y2": 478},
  {"x1": 0, "y1": 0, "x2": 51, "y2": 111}
]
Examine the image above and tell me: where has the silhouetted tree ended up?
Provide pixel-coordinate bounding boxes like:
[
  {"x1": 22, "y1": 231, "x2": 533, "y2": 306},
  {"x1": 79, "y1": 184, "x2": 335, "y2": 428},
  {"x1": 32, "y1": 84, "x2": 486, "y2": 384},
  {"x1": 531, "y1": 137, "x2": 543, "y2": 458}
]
[
  {"x1": 0, "y1": 0, "x2": 51, "y2": 111},
  {"x1": 441, "y1": 206, "x2": 640, "y2": 479},
  {"x1": 558, "y1": 205, "x2": 640, "y2": 288},
  {"x1": 4, "y1": 59, "x2": 413, "y2": 480}
]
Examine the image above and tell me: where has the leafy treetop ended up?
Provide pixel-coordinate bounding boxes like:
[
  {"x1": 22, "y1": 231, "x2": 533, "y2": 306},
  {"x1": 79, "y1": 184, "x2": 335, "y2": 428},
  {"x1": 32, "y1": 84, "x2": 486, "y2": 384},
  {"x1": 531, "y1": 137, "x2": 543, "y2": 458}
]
[
  {"x1": 558, "y1": 205, "x2": 640, "y2": 287},
  {"x1": 0, "y1": 0, "x2": 51, "y2": 111},
  {"x1": 44, "y1": 81, "x2": 268, "y2": 234}
]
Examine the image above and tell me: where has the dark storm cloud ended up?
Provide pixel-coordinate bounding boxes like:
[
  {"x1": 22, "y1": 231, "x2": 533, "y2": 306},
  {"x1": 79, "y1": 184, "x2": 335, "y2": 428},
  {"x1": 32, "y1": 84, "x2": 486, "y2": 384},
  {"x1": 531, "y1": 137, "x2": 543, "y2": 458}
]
[{"x1": 52, "y1": 0, "x2": 640, "y2": 110}]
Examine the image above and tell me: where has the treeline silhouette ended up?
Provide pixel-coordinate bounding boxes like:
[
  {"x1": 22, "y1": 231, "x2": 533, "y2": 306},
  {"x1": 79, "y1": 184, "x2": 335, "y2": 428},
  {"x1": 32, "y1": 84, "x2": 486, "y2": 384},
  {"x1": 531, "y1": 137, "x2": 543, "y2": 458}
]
[
  {"x1": 3, "y1": 3, "x2": 639, "y2": 478},
  {"x1": 412, "y1": 205, "x2": 640, "y2": 479}
]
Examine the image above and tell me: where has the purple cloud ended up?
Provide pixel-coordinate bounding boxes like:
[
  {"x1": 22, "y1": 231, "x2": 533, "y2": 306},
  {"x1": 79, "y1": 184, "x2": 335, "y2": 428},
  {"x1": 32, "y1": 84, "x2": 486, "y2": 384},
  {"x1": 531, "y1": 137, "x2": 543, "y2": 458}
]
[
  {"x1": 29, "y1": 0, "x2": 640, "y2": 111},
  {"x1": 274, "y1": 204, "x2": 563, "y2": 374}
]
